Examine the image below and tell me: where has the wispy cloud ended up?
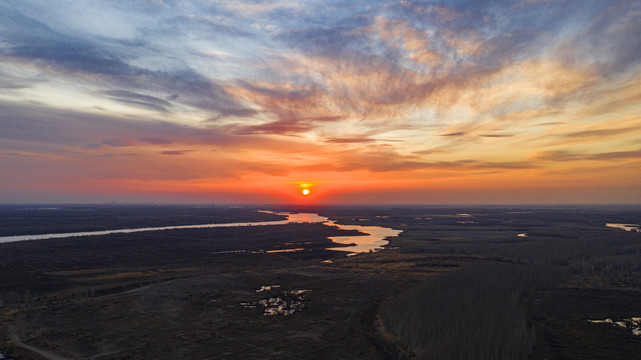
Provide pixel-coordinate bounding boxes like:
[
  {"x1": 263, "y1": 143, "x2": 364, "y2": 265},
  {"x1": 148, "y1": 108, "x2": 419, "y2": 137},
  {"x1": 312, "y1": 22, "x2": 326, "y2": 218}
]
[
  {"x1": 103, "y1": 90, "x2": 174, "y2": 113},
  {"x1": 530, "y1": 148, "x2": 641, "y2": 162},
  {"x1": 1, "y1": 0, "x2": 640, "y2": 203},
  {"x1": 160, "y1": 150, "x2": 191, "y2": 156},
  {"x1": 590, "y1": 148, "x2": 641, "y2": 161},
  {"x1": 558, "y1": 127, "x2": 639, "y2": 140}
]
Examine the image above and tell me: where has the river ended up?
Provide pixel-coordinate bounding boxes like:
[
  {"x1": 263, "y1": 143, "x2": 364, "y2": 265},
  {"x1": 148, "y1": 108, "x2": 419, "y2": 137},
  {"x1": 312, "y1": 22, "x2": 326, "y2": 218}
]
[{"x1": 0, "y1": 211, "x2": 402, "y2": 254}]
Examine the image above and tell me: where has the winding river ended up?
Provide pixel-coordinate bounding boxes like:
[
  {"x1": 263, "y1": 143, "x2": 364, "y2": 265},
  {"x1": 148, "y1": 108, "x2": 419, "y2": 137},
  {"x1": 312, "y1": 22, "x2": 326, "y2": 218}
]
[{"x1": 0, "y1": 212, "x2": 403, "y2": 255}]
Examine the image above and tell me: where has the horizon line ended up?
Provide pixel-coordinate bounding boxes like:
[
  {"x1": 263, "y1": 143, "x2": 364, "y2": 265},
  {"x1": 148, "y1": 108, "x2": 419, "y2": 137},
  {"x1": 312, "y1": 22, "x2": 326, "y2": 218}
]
[{"x1": 1, "y1": 202, "x2": 640, "y2": 207}]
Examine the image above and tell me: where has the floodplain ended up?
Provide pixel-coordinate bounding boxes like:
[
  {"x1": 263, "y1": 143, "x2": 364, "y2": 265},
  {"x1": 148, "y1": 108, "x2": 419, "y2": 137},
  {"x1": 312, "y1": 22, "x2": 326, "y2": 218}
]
[{"x1": 0, "y1": 204, "x2": 640, "y2": 359}]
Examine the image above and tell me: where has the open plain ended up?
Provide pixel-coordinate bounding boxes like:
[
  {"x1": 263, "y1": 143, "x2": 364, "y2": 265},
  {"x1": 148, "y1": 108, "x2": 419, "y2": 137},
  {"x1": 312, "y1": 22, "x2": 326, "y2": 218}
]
[{"x1": 0, "y1": 205, "x2": 640, "y2": 359}]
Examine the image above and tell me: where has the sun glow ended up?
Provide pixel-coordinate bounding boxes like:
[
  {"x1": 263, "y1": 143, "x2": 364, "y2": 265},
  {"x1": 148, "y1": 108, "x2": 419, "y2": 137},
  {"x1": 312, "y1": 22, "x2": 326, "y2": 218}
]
[{"x1": 297, "y1": 182, "x2": 314, "y2": 197}]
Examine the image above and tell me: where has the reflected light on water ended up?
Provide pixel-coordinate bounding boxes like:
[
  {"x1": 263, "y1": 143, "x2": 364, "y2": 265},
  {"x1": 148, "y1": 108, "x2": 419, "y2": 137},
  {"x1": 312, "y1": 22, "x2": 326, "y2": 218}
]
[
  {"x1": 0, "y1": 211, "x2": 403, "y2": 255},
  {"x1": 606, "y1": 223, "x2": 641, "y2": 232},
  {"x1": 286, "y1": 212, "x2": 328, "y2": 223},
  {"x1": 325, "y1": 221, "x2": 403, "y2": 255}
]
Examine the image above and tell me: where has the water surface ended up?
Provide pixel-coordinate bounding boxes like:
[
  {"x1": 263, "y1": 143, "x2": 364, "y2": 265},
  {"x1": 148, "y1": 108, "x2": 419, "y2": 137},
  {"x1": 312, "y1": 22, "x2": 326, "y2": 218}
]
[
  {"x1": 0, "y1": 211, "x2": 402, "y2": 255},
  {"x1": 605, "y1": 223, "x2": 641, "y2": 232},
  {"x1": 325, "y1": 221, "x2": 403, "y2": 255}
]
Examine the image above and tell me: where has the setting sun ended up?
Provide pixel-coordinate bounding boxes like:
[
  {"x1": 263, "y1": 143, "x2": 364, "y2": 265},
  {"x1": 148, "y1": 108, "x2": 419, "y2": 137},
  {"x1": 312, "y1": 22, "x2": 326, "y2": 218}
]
[{"x1": 297, "y1": 183, "x2": 314, "y2": 197}]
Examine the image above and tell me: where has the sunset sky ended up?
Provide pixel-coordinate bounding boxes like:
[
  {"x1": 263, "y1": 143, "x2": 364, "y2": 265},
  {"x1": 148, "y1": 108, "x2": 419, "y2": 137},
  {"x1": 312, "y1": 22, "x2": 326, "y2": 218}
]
[{"x1": 1, "y1": 0, "x2": 640, "y2": 204}]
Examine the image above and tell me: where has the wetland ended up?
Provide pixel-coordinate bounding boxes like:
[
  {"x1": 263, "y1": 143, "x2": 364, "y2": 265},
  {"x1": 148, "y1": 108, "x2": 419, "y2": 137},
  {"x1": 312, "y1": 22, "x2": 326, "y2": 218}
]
[{"x1": 0, "y1": 204, "x2": 640, "y2": 359}]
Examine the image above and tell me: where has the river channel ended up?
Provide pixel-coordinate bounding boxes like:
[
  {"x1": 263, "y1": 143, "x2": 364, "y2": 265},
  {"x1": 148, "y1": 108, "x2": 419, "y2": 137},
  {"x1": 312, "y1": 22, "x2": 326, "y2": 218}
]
[{"x1": 0, "y1": 212, "x2": 403, "y2": 255}]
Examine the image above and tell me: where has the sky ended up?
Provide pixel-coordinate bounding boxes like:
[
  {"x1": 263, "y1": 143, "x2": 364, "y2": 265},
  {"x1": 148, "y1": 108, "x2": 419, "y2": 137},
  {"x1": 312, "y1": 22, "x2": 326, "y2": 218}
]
[{"x1": 1, "y1": 0, "x2": 640, "y2": 205}]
